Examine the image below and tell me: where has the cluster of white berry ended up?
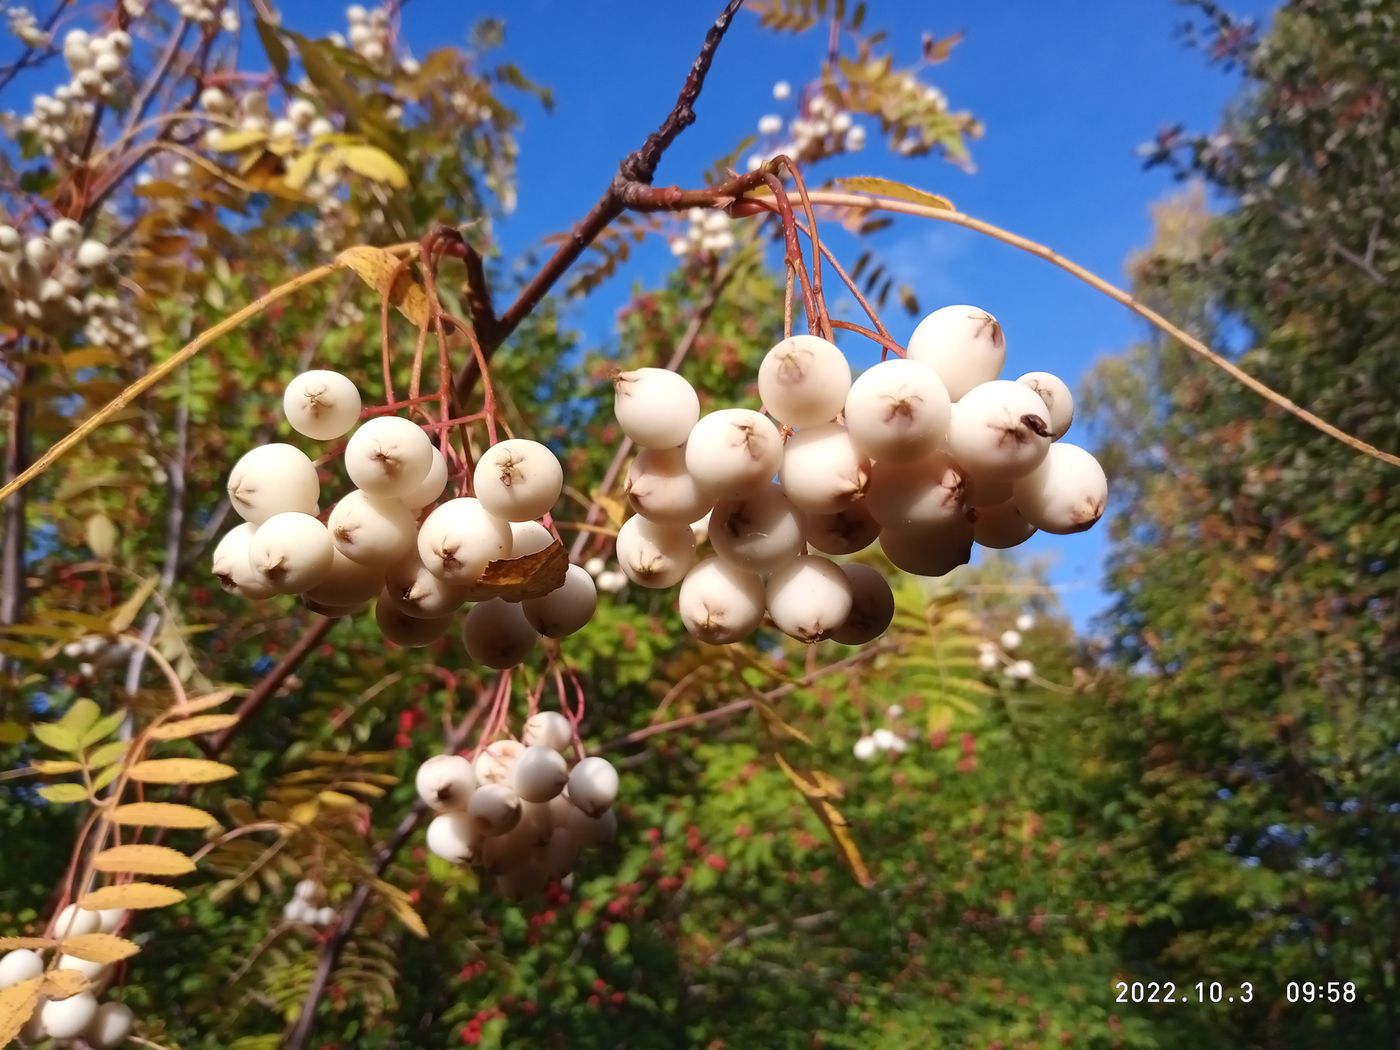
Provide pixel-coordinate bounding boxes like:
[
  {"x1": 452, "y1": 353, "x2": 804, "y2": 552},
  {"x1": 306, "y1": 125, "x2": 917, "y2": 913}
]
[
  {"x1": 0, "y1": 220, "x2": 139, "y2": 354},
  {"x1": 333, "y1": 4, "x2": 392, "y2": 66},
  {"x1": 581, "y1": 554, "x2": 628, "y2": 596},
  {"x1": 977, "y1": 612, "x2": 1037, "y2": 681},
  {"x1": 746, "y1": 81, "x2": 865, "y2": 172},
  {"x1": 0, "y1": 906, "x2": 136, "y2": 1046},
  {"x1": 213, "y1": 371, "x2": 597, "y2": 663},
  {"x1": 281, "y1": 879, "x2": 338, "y2": 927},
  {"x1": 174, "y1": 0, "x2": 233, "y2": 29},
  {"x1": 16, "y1": 30, "x2": 131, "y2": 156},
  {"x1": 7, "y1": 7, "x2": 48, "y2": 47},
  {"x1": 418, "y1": 712, "x2": 618, "y2": 898},
  {"x1": 852, "y1": 703, "x2": 912, "y2": 761},
  {"x1": 608, "y1": 304, "x2": 1106, "y2": 647},
  {"x1": 669, "y1": 207, "x2": 737, "y2": 259}
]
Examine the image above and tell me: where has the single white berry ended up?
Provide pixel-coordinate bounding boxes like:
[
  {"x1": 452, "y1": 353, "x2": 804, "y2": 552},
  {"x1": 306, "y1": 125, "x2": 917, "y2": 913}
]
[
  {"x1": 0, "y1": 948, "x2": 44, "y2": 987},
  {"x1": 49, "y1": 218, "x2": 82, "y2": 247},
  {"x1": 830, "y1": 564, "x2": 895, "y2": 645},
  {"x1": 1006, "y1": 659, "x2": 1034, "y2": 681},
  {"x1": 398, "y1": 446, "x2": 449, "y2": 509},
  {"x1": 41, "y1": 992, "x2": 99, "y2": 1040},
  {"x1": 328, "y1": 490, "x2": 417, "y2": 568},
  {"x1": 1000, "y1": 629, "x2": 1022, "y2": 651},
  {"x1": 779, "y1": 422, "x2": 869, "y2": 514},
  {"x1": 473, "y1": 739, "x2": 523, "y2": 786},
  {"x1": 853, "y1": 736, "x2": 878, "y2": 761},
  {"x1": 95, "y1": 908, "x2": 125, "y2": 934},
  {"x1": 1016, "y1": 371, "x2": 1074, "y2": 440},
  {"x1": 615, "y1": 515, "x2": 695, "y2": 588},
  {"x1": 684, "y1": 409, "x2": 783, "y2": 499},
  {"x1": 596, "y1": 568, "x2": 628, "y2": 594},
  {"x1": 804, "y1": 504, "x2": 881, "y2": 556},
  {"x1": 212, "y1": 522, "x2": 279, "y2": 600},
  {"x1": 978, "y1": 649, "x2": 999, "y2": 671},
  {"x1": 709, "y1": 484, "x2": 805, "y2": 574},
  {"x1": 866, "y1": 454, "x2": 966, "y2": 530},
  {"x1": 1010, "y1": 443, "x2": 1107, "y2": 534},
  {"x1": 522, "y1": 564, "x2": 596, "y2": 638},
  {"x1": 584, "y1": 556, "x2": 606, "y2": 578},
  {"x1": 416, "y1": 754, "x2": 477, "y2": 812},
  {"x1": 381, "y1": 551, "x2": 467, "y2": 619},
  {"x1": 226, "y1": 443, "x2": 320, "y2": 524},
  {"x1": 282, "y1": 370, "x2": 361, "y2": 440},
  {"x1": 56, "y1": 953, "x2": 108, "y2": 981},
  {"x1": 843, "y1": 358, "x2": 951, "y2": 462},
  {"x1": 1016, "y1": 612, "x2": 1035, "y2": 632},
  {"x1": 295, "y1": 879, "x2": 321, "y2": 903},
  {"x1": 613, "y1": 367, "x2": 701, "y2": 448},
  {"x1": 677, "y1": 557, "x2": 765, "y2": 644},
  {"x1": 374, "y1": 600, "x2": 452, "y2": 647},
  {"x1": 473, "y1": 438, "x2": 563, "y2": 522},
  {"x1": 468, "y1": 782, "x2": 523, "y2": 837},
  {"x1": 946, "y1": 380, "x2": 1052, "y2": 483},
  {"x1": 757, "y1": 334, "x2": 851, "y2": 427},
  {"x1": 247, "y1": 512, "x2": 334, "y2": 594},
  {"x1": 906, "y1": 305, "x2": 1006, "y2": 400},
  {"x1": 878, "y1": 517, "x2": 975, "y2": 578},
  {"x1": 345, "y1": 416, "x2": 435, "y2": 497},
  {"x1": 567, "y1": 756, "x2": 619, "y2": 817},
  {"x1": 53, "y1": 902, "x2": 101, "y2": 938},
  {"x1": 85, "y1": 1000, "x2": 134, "y2": 1049},
  {"x1": 624, "y1": 446, "x2": 712, "y2": 525},
  {"x1": 76, "y1": 240, "x2": 110, "y2": 268},
  {"x1": 511, "y1": 745, "x2": 569, "y2": 803},
  {"x1": 523, "y1": 711, "x2": 573, "y2": 752},
  {"x1": 426, "y1": 812, "x2": 474, "y2": 863},
  {"x1": 506, "y1": 520, "x2": 554, "y2": 561},
  {"x1": 417, "y1": 497, "x2": 512, "y2": 584},
  {"x1": 970, "y1": 499, "x2": 1036, "y2": 549},
  {"x1": 462, "y1": 599, "x2": 538, "y2": 668},
  {"x1": 303, "y1": 547, "x2": 383, "y2": 606},
  {"x1": 766, "y1": 555, "x2": 854, "y2": 643}
]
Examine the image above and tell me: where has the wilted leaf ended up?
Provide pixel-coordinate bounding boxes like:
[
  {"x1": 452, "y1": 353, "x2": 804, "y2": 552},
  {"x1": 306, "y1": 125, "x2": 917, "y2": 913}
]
[
  {"x1": 78, "y1": 883, "x2": 186, "y2": 911},
  {"x1": 471, "y1": 541, "x2": 568, "y2": 602},
  {"x1": 110, "y1": 802, "x2": 218, "y2": 829},
  {"x1": 832, "y1": 176, "x2": 953, "y2": 212},
  {"x1": 383, "y1": 890, "x2": 427, "y2": 938},
  {"x1": 754, "y1": 700, "x2": 813, "y2": 744},
  {"x1": 57, "y1": 932, "x2": 139, "y2": 964},
  {"x1": 128, "y1": 758, "x2": 238, "y2": 784},
  {"x1": 336, "y1": 245, "x2": 429, "y2": 327},
  {"x1": 0, "y1": 977, "x2": 42, "y2": 1045},
  {"x1": 148, "y1": 713, "x2": 239, "y2": 740},
  {"x1": 93, "y1": 844, "x2": 197, "y2": 877}
]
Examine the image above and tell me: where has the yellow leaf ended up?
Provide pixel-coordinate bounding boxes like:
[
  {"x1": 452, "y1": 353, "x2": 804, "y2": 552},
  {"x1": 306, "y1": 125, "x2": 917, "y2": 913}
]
[
  {"x1": 773, "y1": 753, "x2": 874, "y2": 888},
  {"x1": 57, "y1": 932, "x2": 139, "y2": 964},
  {"x1": 283, "y1": 148, "x2": 321, "y2": 190},
  {"x1": 385, "y1": 890, "x2": 428, "y2": 938},
  {"x1": 0, "y1": 937, "x2": 55, "y2": 951},
  {"x1": 290, "y1": 799, "x2": 320, "y2": 825},
  {"x1": 832, "y1": 176, "x2": 953, "y2": 212},
  {"x1": 85, "y1": 513, "x2": 118, "y2": 558},
  {"x1": 41, "y1": 968, "x2": 88, "y2": 999},
  {"x1": 78, "y1": 883, "x2": 186, "y2": 911},
  {"x1": 464, "y1": 541, "x2": 569, "y2": 602},
  {"x1": 109, "y1": 575, "x2": 157, "y2": 633},
  {"x1": 63, "y1": 347, "x2": 122, "y2": 370},
  {"x1": 128, "y1": 758, "x2": 237, "y2": 784},
  {"x1": 208, "y1": 129, "x2": 269, "y2": 152},
  {"x1": 110, "y1": 802, "x2": 218, "y2": 829},
  {"x1": 168, "y1": 687, "x2": 238, "y2": 717},
  {"x1": 30, "y1": 759, "x2": 83, "y2": 774},
  {"x1": 336, "y1": 245, "x2": 429, "y2": 327},
  {"x1": 316, "y1": 789, "x2": 359, "y2": 808},
  {"x1": 0, "y1": 977, "x2": 43, "y2": 1045},
  {"x1": 148, "y1": 713, "x2": 239, "y2": 740},
  {"x1": 337, "y1": 144, "x2": 409, "y2": 188},
  {"x1": 754, "y1": 700, "x2": 812, "y2": 745},
  {"x1": 93, "y1": 844, "x2": 196, "y2": 877}
]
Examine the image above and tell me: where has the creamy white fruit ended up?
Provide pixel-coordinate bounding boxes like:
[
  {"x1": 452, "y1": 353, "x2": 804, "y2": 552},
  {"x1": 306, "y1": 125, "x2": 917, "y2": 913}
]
[
  {"x1": 327, "y1": 489, "x2": 418, "y2": 568},
  {"x1": 624, "y1": 446, "x2": 713, "y2": 525},
  {"x1": 473, "y1": 739, "x2": 524, "y2": 785},
  {"x1": 878, "y1": 517, "x2": 975, "y2": 577},
  {"x1": 567, "y1": 756, "x2": 619, "y2": 816},
  {"x1": 282, "y1": 369, "x2": 361, "y2": 440},
  {"x1": 677, "y1": 557, "x2": 765, "y2": 644},
  {"x1": 830, "y1": 563, "x2": 895, "y2": 645},
  {"x1": 866, "y1": 454, "x2": 966, "y2": 529},
  {"x1": 778, "y1": 422, "x2": 870, "y2": 514},
  {"x1": 86, "y1": 1000, "x2": 134, "y2": 1049},
  {"x1": 0, "y1": 948, "x2": 43, "y2": 987},
  {"x1": 468, "y1": 783, "x2": 523, "y2": 837},
  {"x1": 946, "y1": 380, "x2": 1052, "y2": 483},
  {"x1": 417, "y1": 497, "x2": 512, "y2": 584},
  {"x1": 462, "y1": 599, "x2": 539, "y2": 668},
  {"x1": 381, "y1": 552, "x2": 468, "y2": 619},
  {"x1": 905, "y1": 305, "x2": 1006, "y2": 400},
  {"x1": 473, "y1": 438, "x2": 563, "y2": 522},
  {"x1": 615, "y1": 515, "x2": 695, "y2": 588},
  {"x1": 843, "y1": 357, "x2": 951, "y2": 462},
  {"x1": 247, "y1": 512, "x2": 334, "y2": 594},
  {"x1": 523, "y1": 711, "x2": 573, "y2": 752},
  {"x1": 226, "y1": 443, "x2": 319, "y2": 524},
  {"x1": 374, "y1": 601, "x2": 452, "y2": 647},
  {"x1": 1011, "y1": 442, "x2": 1107, "y2": 534},
  {"x1": 521, "y1": 564, "x2": 596, "y2": 638},
  {"x1": 803, "y1": 503, "x2": 881, "y2": 556},
  {"x1": 1015, "y1": 370, "x2": 1074, "y2": 439},
  {"x1": 507, "y1": 520, "x2": 555, "y2": 559},
  {"x1": 511, "y1": 745, "x2": 569, "y2": 803},
  {"x1": 766, "y1": 555, "x2": 854, "y2": 642},
  {"x1": 613, "y1": 367, "x2": 700, "y2": 448},
  {"x1": 971, "y1": 500, "x2": 1037, "y2": 549},
  {"x1": 212, "y1": 522, "x2": 278, "y2": 600},
  {"x1": 709, "y1": 484, "x2": 805, "y2": 574},
  {"x1": 426, "y1": 812, "x2": 474, "y2": 863},
  {"x1": 303, "y1": 547, "x2": 383, "y2": 606},
  {"x1": 757, "y1": 334, "x2": 851, "y2": 427},
  {"x1": 684, "y1": 409, "x2": 783, "y2": 499},
  {"x1": 397, "y1": 446, "x2": 449, "y2": 509},
  {"x1": 344, "y1": 416, "x2": 434, "y2": 497},
  {"x1": 416, "y1": 754, "x2": 477, "y2": 812},
  {"x1": 40, "y1": 992, "x2": 99, "y2": 1040}
]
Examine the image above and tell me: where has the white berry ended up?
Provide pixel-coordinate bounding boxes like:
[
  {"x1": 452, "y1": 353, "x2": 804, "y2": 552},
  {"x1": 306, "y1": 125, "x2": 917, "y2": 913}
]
[
  {"x1": 766, "y1": 555, "x2": 853, "y2": 643},
  {"x1": 757, "y1": 334, "x2": 851, "y2": 427},
  {"x1": 468, "y1": 782, "x2": 523, "y2": 837},
  {"x1": 803, "y1": 504, "x2": 881, "y2": 556},
  {"x1": 416, "y1": 754, "x2": 477, "y2": 812},
  {"x1": 829, "y1": 563, "x2": 895, "y2": 645},
  {"x1": 624, "y1": 446, "x2": 712, "y2": 525},
  {"x1": 462, "y1": 599, "x2": 538, "y2": 668},
  {"x1": 398, "y1": 446, "x2": 449, "y2": 509},
  {"x1": 473, "y1": 438, "x2": 563, "y2": 522},
  {"x1": 522, "y1": 564, "x2": 596, "y2": 638},
  {"x1": 523, "y1": 711, "x2": 573, "y2": 752},
  {"x1": 906, "y1": 305, "x2": 1006, "y2": 400},
  {"x1": 946, "y1": 380, "x2": 1052, "y2": 483},
  {"x1": 283, "y1": 370, "x2": 361, "y2": 440},
  {"x1": 709, "y1": 484, "x2": 805, "y2": 574},
  {"x1": 303, "y1": 547, "x2": 383, "y2": 606},
  {"x1": 779, "y1": 422, "x2": 869, "y2": 514},
  {"x1": 1016, "y1": 371, "x2": 1074, "y2": 440},
  {"x1": 426, "y1": 812, "x2": 474, "y2": 863},
  {"x1": 866, "y1": 454, "x2": 966, "y2": 530},
  {"x1": 878, "y1": 518, "x2": 974, "y2": 577},
  {"x1": 1010, "y1": 442, "x2": 1107, "y2": 534},
  {"x1": 567, "y1": 756, "x2": 618, "y2": 817},
  {"x1": 345, "y1": 416, "x2": 434, "y2": 497},
  {"x1": 613, "y1": 367, "x2": 700, "y2": 448},
  {"x1": 843, "y1": 357, "x2": 951, "y2": 462},
  {"x1": 615, "y1": 515, "x2": 695, "y2": 588},
  {"x1": 41, "y1": 992, "x2": 99, "y2": 1039},
  {"x1": 417, "y1": 497, "x2": 512, "y2": 584},
  {"x1": 970, "y1": 500, "x2": 1036, "y2": 549},
  {"x1": 247, "y1": 512, "x2": 334, "y2": 594},
  {"x1": 212, "y1": 522, "x2": 279, "y2": 600},
  {"x1": 328, "y1": 489, "x2": 417, "y2": 568},
  {"x1": 85, "y1": 1000, "x2": 135, "y2": 1049},
  {"x1": 0, "y1": 949, "x2": 44, "y2": 988},
  {"x1": 511, "y1": 745, "x2": 569, "y2": 803},
  {"x1": 374, "y1": 601, "x2": 452, "y2": 647},
  {"x1": 684, "y1": 409, "x2": 783, "y2": 499},
  {"x1": 677, "y1": 557, "x2": 765, "y2": 644},
  {"x1": 226, "y1": 443, "x2": 320, "y2": 524},
  {"x1": 381, "y1": 551, "x2": 467, "y2": 618}
]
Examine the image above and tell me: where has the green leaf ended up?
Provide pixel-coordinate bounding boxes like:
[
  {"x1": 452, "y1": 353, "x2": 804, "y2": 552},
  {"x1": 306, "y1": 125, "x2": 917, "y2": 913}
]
[
  {"x1": 58, "y1": 698, "x2": 101, "y2": 735},
  {"x1": 0, "y1": 721, "x2": 26, "y2": 744},
  {"x1": 604, "y1": 923, "x2": 630, "y2": 956},
  {"x1": 831, "y1": 175, "x2": 954, "y2": 211},
  {"x1": 255, "y1": 17, "x2": 291, "y2": 77},
  {"x1": 337, "y1": 145, "x2": 409, "y2": 189},
  {"x1": 32, "y1": 723, "x2": 81, "y2": 753},
  {"x1": 87, "y1": 740, "x2": 130, "y2": 769},
  {"x1": 38, "y1": 783, "x2": 90, "y2": 804},
  {"x1": 91, "y1": 763, "x2": 121, "y2": 791},
  {"x1": 81, "y1": 711, "x2": 126, "y2": 748}
]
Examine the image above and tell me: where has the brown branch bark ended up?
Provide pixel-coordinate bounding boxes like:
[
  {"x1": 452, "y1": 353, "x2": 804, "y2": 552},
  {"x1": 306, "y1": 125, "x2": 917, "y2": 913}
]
[{"x1": 0, "y1": 360, "x2": 31, "y2": 687}]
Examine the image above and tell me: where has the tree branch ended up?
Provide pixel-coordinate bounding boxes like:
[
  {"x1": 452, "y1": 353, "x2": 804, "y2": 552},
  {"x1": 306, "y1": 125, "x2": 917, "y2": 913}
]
[{"x1": 0, "y1": 360, "x2": 31, "y2": 687}]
